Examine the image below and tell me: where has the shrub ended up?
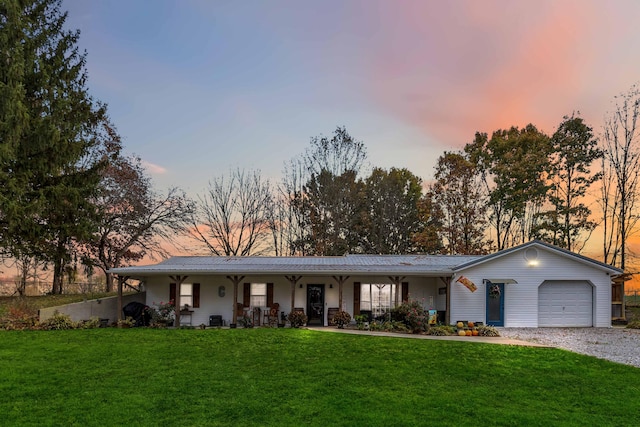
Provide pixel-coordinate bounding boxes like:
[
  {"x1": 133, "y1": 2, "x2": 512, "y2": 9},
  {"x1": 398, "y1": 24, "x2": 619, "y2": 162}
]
[
  {"x1": 239, "y1": 314, "x2": 253, "y2": 328},
  {"x1": 117, "y1": 317, "x2": 136, "y2": 328},
  {"x1": 354, "y1": 314, "x2": 369, "y2": 330},
  {"x1": 428, "y1": 325, "x2": 456, "y2": 336},
  {"x1": 39, "y1": 311, "x2": 77, "y2": 330},
  {"x1": 79, "y1": 316, "x2": 102, "y2": 329},
  {"x1": 626, "y1": 320, "x2": 640, "y2": 329},
  {"x1": 0, "y1": 298, "x2": 39, "y2": 330},
  {"x1": 331, "y1": 310, "x2": 351, "y2": 328},
  {"x1": 369, "y1": 320, "x2": 408, "y2": 333},
  {"x1": 394, "y1": 299, "x2": 428, "y2": 333},
  {"x1": 477, "y1": 325, "x2": 500, "y2": 337},
  {"x1": 287, "y1": 311, "x2": 307, "y2": 328}
]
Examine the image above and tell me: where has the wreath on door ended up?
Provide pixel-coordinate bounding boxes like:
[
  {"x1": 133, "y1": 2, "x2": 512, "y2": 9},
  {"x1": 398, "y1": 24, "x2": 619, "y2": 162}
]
[{"x1": 489, "y1": 284, "x2": 501, "y2": 299}]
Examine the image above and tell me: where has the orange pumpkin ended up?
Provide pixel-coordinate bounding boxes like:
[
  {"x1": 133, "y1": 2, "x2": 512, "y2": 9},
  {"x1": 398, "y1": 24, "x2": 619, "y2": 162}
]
[
  {"x1": 468, "y1": 321, "x2": 475, "y2": 328},
  {"x1": 472, "y1": 330, "x2": 479, "y2": 336},
  {"x1": 465, "y1": 330, "x2": 472, "y2": 336}
]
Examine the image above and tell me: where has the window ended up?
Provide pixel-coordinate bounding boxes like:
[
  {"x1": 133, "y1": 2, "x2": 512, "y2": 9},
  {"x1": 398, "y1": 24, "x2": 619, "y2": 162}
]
[
  {"x1": 170, "y1": 283, "x2": 199, "y2": 308},
  {"x1": 180, "y1": 283, "x2": 193, "y2": 308},
  {"x1": 360, "y1": 283, "x2": 399, "y2": 317},
  {"x1": 250, "y1": 283, "x2": 267, "y2": 307}
]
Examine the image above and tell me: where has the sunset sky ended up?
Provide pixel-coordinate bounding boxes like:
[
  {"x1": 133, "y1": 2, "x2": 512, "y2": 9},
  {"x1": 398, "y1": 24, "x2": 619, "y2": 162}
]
[{"x1": 63, "y1": 0, "x2": 640, "y2": 274}]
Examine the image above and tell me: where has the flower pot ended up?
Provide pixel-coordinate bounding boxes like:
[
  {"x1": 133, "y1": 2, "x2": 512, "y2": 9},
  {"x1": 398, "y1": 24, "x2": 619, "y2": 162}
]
[{"x1": 229, "y1": 323, "x2": 237, "y2": 329}]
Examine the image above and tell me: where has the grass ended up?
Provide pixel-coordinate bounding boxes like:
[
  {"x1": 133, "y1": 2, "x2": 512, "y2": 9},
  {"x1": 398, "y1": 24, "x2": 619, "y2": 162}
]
[
  {"x1": 0, "y1": 329, "x2": 639, "y2": 426},
  {"x1": 0, "y1": 292, "x2": 120, "y2": 310}
]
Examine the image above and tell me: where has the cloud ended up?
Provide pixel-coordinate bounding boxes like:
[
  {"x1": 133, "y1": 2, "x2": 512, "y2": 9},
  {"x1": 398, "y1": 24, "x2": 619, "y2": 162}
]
[{"x1": 141, "y1": 160, "x2": 167, "y2": 175}]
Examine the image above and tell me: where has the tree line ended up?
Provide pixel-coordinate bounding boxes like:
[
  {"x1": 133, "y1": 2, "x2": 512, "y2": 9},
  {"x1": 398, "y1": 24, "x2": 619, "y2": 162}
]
[{"x1": 1, "y1": 1, "x2": 638, "y2": 294}]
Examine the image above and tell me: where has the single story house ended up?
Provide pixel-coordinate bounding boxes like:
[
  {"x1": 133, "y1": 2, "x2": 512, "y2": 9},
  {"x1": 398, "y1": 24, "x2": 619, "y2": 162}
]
[{"x1": 109, "y1": 240, "x2": 623, "y2": 328}]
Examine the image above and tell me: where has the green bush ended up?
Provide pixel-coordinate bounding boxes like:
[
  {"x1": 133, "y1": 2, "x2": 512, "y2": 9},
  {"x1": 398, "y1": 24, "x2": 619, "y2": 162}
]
[
  {"x1": 354, "y1": 314, "x2": 369, "y2": 330},
  {"x1": 393, "y1": 299, "x2": 428, "y2": 333},
  {"x1": 428, "y1": 325, "x2": 456, "y2": 336},
  {"x1": 39, "y1": 311, "x2": 78, "y2": 330},
  {"x1": 369, "y1": 320, "x2": 408, "y2": 333},
  {"x1": 79, "y1": 316, "x2": 102, "y2": 329}
]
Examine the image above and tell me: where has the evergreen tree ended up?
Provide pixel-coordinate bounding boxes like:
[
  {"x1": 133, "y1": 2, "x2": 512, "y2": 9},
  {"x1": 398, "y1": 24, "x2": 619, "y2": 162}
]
[{"x1": 0, "y1": 0, "x2": 111, "y2": 293}]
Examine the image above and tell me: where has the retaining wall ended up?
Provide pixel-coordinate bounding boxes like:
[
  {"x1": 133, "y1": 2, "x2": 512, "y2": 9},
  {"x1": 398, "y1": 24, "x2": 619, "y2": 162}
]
[{"x1": 38, "y1": 292, "x2": 146, "y2": 324}]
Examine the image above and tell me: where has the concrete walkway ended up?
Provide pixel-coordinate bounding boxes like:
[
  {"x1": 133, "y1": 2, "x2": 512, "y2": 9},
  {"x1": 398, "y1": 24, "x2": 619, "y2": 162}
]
[{"x1": 305, "y1": 326, "x2": 552, "y2": 347}]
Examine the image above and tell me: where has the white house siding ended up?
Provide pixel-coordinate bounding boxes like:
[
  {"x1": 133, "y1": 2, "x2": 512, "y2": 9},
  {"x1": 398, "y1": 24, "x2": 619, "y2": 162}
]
[
  {"x1": 450, "y1": 247, "x2": 612, "y2": 327},
  {"x1": 143, "y1": 274, "x2": 441, "y2": 326}
]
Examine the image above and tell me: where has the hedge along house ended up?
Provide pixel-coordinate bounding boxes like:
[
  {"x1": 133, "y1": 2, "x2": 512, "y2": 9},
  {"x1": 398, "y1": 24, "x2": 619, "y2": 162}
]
[{"x1": 109, "y1": 240, "x2": 623, "y2": 328}]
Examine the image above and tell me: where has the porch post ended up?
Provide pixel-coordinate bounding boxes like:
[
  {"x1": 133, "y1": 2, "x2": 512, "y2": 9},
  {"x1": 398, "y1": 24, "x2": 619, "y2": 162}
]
[
  {"x1": 387, "y1": 276, "x2": 405, "y2": 307},
  {"x1": 116, "y1": 275, "x2": 129, "y2": 321},
  {"x1": 226, "y1": 275, "x2": 245, "y2": 326},
  {"x1": 441, "y1": 277, "x2": 451, "y2": 325},
  {"x1": 169, "y1": 275, "x2": 188, "y2": 327},
  {"x1": 332, "y1": 275, "x2": 349, "y2": 311},
  {"x1": 285, "y1": 275, "x2": 302, "y2": 313}
]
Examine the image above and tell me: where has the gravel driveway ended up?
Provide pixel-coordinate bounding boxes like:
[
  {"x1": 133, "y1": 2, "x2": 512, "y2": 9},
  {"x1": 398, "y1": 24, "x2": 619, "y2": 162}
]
[{"x1": 499, "y1": 327, "x2": 640, "y2": 368}]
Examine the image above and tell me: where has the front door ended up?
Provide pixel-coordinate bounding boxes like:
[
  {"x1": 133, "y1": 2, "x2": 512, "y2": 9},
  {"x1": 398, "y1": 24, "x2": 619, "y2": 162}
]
[
  {"x1": 307, "y1": 284, "x2": 325, "y2": 326},
  {"x1": 486, "y1": 282, "x2": 504, "y2": 327}
]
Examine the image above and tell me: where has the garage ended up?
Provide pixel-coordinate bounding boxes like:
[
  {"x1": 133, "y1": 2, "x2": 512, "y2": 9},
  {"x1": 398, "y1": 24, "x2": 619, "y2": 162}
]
[{"x1": 538, "y1": 281, "x2": 593, "y2": 327}]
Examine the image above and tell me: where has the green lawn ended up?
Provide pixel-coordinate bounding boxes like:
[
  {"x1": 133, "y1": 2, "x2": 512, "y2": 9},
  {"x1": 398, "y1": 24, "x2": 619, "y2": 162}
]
[{"x1": 1, "y1": 328, "x2": 639, "y2": 426}]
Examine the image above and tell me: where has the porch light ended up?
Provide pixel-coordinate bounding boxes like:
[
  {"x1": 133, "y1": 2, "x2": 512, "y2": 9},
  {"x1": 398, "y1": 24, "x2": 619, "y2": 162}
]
[{"x1": 528, "y1": 259, "x2": 539, "y2": 267}]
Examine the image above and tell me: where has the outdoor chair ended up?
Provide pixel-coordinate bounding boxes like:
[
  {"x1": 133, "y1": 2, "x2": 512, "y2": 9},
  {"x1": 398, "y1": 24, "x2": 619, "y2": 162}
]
[
  {"x1": 236, "y1": 303, "x2": 245, "y2": 323},
  {"x1": 263, "y1": 303, "x2": 280, "y2": 327}
]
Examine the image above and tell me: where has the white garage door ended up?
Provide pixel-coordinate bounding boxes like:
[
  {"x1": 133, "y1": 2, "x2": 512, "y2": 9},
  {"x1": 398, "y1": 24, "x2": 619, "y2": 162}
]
[{"x1": 538, "y1": 281, "x2": 593, "y2": 327}]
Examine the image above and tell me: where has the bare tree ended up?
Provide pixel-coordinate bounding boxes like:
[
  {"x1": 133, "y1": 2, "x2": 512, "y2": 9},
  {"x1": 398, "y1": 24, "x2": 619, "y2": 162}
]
[
  {"x1": 192, "y1": 168, "x2": 273, "y2": 256},
  {"x1": 600, "y1": 85, "x2": 640, "y2": 270},
  {"x1": 272, "y1": 157, "x2": 310, "y2": 256},
  {"x1": 11, "y1": 255, "x2": 46, "y2": 296},
  {"x1": 304, "y1": 126, "x2": 367, "y2": 177},
  {"x1": 84, "y1": 152, "x2": 193, "y2": 291}
]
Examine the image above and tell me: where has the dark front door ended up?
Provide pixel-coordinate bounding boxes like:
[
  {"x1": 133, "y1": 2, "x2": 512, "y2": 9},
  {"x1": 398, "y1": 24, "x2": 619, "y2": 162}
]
[
  {"x1": 307, "y1": 284, "x2": 325, "y2": 326},
  {"x1": 486, "y1": 282, "x2": 504, "y2": 326}
]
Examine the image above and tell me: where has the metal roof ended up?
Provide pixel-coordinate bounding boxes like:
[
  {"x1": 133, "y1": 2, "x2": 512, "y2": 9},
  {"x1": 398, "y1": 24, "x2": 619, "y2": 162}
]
[
  {"x1": 109, "y1": 254, "x2": 482, "y2": 277},
  {"x1": 453, "y1": 240, "x2": 623, "y2": 275},
  {"x1": 108, "y1": 240, "x2": 622, "y2": 278}
]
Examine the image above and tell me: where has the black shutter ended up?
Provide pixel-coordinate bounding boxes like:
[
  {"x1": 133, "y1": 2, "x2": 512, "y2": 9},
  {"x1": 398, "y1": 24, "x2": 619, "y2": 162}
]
[
  {"x1": 243, "y1": 283, "x2": 251, "y2": 307},
  {"x1": 353, "y1": 282, "x2": 361, "y2": 315},
  {"x1": 267, "y1": 283, "x2": 274, "y2": 307},
  {"x1": 193, "y1": 283, "x2": 200, "y2": 308},
  {"x1": 402, "y1": 282, "x2": 409, "y2": 303},
  {"x1": 169, "y1": 283, "x2": 176, "y2": 304}
]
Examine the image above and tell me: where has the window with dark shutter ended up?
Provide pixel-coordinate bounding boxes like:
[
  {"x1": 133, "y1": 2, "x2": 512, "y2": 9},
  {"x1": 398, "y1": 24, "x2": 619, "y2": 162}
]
[
  {"x1": 193, "y1": 283, "x2": 200, "y2": 308},
  {"x1": 402, "y1": 282, "x2": 409, "y2": 303},
  {"x1": 267, "y1": 283, "x2": 274, "y2": 307},
  {"x1": 243, "y1": 283, "x2": 250, "y2": 307},
  {"x1": 169, "y1": 283, "x2": 176, "y2": 304},
  {"x1": 353, "y1": 282, "x2": 361, "y2": 315}
]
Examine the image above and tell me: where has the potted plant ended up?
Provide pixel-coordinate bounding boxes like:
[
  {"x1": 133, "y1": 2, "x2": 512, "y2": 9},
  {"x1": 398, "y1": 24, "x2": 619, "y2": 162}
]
[
  {"x1": 239, "y1": 313, "x2": 253, "y2": 328},
  {"x1": 287, "y1": 311, "x2": 308, "y2": 328},
  {"x1": 331, "y1": 310, "x2": 352, "y2": 328}
]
